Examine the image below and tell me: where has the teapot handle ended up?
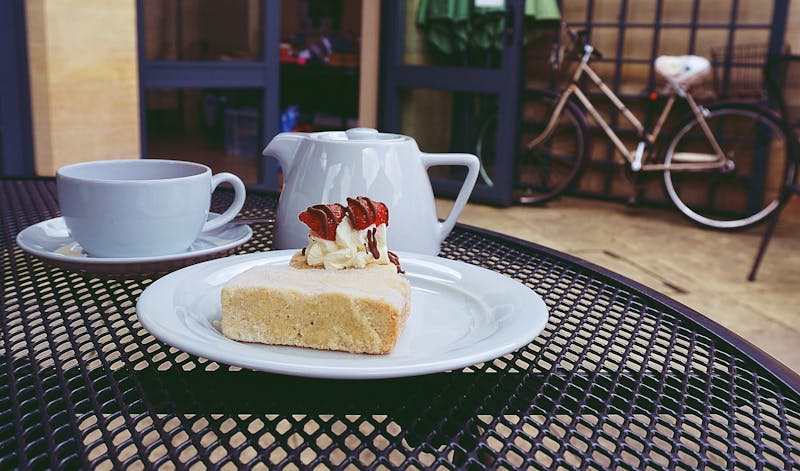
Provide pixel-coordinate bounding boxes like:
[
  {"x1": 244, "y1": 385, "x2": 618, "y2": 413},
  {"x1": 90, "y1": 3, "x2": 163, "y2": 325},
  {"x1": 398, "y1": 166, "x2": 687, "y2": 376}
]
[{"x1": 420, "y1": 152, "x2": 480, "y2": 245}]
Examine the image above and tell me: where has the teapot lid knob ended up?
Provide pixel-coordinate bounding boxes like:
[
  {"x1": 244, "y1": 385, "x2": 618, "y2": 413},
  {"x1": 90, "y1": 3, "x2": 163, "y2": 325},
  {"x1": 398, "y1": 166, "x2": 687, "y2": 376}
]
[{"x1": 345, "y1": 128, "x2": 379, "y2": 140}]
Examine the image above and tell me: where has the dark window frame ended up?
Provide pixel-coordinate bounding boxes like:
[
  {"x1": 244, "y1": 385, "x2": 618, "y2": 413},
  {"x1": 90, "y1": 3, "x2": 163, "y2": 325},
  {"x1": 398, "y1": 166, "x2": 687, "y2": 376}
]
[{"x1": 0, "y1": 0, "x2": 34, "y2": 176}]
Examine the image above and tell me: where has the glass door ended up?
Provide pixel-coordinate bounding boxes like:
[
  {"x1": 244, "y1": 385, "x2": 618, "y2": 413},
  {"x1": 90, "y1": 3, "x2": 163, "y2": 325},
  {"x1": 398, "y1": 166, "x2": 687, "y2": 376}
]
[
  {"x1": 379, "y1": 0, "x2": 532, "y2": 205},
  {"x1": 137, "y1": 0, "x2": 282, "y2": 188}
]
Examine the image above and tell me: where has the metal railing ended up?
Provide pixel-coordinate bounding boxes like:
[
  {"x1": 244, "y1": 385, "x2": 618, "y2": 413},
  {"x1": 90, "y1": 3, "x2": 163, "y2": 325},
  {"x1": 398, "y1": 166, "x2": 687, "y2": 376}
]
[{"x1": 528, "y1": 0, "x2": 790, "y2": 202}]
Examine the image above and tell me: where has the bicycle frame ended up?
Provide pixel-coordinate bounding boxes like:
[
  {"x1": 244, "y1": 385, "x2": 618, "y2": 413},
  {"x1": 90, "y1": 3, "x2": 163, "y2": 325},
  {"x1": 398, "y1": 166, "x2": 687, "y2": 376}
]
[{"x1": 528, "y1": 45, "x2": 730, "y2": 172}]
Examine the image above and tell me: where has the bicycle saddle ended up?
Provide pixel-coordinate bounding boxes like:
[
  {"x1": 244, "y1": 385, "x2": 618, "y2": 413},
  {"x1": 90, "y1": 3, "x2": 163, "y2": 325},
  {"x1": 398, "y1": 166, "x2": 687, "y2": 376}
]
[{"x1": 654, "y1": 55, "x2": 711, "y2": 88}]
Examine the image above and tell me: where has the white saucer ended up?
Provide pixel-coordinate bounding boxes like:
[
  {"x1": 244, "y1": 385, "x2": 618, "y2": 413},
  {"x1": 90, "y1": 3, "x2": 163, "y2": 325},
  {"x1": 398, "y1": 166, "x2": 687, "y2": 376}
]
[
  {"x1": 136, "y1": 250, "x2": 549, "y2": 379},
  {"x1": 16, "y1": 213, "x2": 252, "y2": 276}
]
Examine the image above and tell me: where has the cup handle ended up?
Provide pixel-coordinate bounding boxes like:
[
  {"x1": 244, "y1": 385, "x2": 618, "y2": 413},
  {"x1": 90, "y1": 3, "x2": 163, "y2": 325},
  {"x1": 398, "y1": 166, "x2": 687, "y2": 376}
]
[
  {"x1": 201, "y1": 173, "x2": 246, "y2": 232},
  {"x1": 420, "y1": 152, "x2": 480, "y2": 245}
]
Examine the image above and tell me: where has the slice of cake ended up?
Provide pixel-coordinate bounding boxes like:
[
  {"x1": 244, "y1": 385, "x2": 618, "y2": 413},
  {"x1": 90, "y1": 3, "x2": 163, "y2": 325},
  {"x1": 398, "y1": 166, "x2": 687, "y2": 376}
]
[
  {"x1": 221, "y1": 265, "x2": 410, "y2": 354},
  {"x1": 221, "y1": 196, "x2": 410, "y2": 354}
]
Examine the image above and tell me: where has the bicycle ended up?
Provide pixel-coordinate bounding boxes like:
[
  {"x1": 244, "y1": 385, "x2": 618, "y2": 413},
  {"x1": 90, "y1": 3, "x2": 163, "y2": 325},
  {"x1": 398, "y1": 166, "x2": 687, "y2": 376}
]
[{"x1": 477, "y1": 28, "x2": 796, "y2": 229}]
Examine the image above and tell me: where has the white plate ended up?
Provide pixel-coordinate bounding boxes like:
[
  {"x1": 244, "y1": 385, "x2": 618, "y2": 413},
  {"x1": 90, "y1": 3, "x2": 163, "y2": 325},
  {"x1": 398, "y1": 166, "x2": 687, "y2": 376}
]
[
  {"x1": 136, "y1": 250, "x2": 549, "y2": 379},
  {"x1": 16, "y1": 214, "x2": 252, "y2": 276}
]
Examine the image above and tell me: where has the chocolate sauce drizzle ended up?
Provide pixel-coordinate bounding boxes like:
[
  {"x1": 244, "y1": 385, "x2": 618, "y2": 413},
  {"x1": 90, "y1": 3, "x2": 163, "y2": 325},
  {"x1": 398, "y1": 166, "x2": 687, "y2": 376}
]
[
  {"x1": 366, "y1": 227, "x2": 380, "y2": 259},
  {"x1": 364, "y1": 197, "x2": 377, "y2": 221},
  {"x1": 347, "y1": 196, "x2": 378, "y2": 227},
  {"x1": 388, "y1": 251, "x2": 404, "y2": 274}
]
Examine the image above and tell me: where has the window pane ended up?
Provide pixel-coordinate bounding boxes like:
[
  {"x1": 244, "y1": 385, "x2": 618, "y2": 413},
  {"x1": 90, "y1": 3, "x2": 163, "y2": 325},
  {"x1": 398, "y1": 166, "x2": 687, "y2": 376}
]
[
  {"x1": 401, "y1": 88, "x2": 498, "y2": 185},
  {"x1": 143, "y1": 0, "x2": 261, "y2": 61},
  {"x1": 279, "y1": 0, "x2": 362, "y2": 130},
  {"x1": 146, "y1": 88, "x2": 261, "y2": 185}
]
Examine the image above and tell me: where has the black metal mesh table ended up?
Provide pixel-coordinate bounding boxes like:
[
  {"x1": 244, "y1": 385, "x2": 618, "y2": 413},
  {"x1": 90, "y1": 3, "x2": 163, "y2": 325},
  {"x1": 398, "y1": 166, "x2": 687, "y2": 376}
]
[{"x1": 2, "y1": 178, "x2": 799, "y2": 470}]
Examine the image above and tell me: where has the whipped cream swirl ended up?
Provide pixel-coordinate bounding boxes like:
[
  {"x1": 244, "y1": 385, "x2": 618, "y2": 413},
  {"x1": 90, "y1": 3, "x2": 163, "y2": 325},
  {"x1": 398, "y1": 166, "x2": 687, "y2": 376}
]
[{"x1": 304, "y1": 217, "x2": 390, "y2": 270}]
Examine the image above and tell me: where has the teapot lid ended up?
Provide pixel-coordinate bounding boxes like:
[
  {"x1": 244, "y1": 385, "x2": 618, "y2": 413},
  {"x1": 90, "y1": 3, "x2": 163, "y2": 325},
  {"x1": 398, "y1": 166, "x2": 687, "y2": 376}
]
[{"x1": 317, "y1": 128, "x2": 407, "y2": 142}]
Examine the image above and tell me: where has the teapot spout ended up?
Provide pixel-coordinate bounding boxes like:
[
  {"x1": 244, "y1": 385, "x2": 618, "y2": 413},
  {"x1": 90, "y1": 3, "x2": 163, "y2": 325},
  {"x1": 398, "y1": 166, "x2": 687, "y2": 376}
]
[{"x1": 262, "y1": 132, "x2": 306, "y2": 175}]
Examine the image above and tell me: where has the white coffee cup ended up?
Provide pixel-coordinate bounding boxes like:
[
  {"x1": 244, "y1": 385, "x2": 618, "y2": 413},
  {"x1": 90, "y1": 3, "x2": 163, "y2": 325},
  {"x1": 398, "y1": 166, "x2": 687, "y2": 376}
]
[{"x1": 56, "y1": 159, "x2": 246, "y2": 258}]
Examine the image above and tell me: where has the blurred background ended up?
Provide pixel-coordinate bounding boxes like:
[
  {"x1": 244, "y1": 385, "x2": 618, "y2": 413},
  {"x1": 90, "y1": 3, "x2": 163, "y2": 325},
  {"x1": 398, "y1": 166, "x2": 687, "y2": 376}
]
[{"x1": 1, "y1": 1, "x2": 796, "y2": 211}]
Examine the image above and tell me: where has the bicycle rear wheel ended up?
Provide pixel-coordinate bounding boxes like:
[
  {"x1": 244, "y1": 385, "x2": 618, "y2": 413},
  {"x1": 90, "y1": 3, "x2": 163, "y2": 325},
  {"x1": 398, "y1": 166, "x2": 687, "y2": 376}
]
[
  {"x1": 475, "y1": 113, "x2": 498, "y2": 187},
  {"x1": 663, "y1": 103, "x2": 794, "y2": 229},
  {"x1": 515, "y1": 90, "x2": 588, "y2": 205}
]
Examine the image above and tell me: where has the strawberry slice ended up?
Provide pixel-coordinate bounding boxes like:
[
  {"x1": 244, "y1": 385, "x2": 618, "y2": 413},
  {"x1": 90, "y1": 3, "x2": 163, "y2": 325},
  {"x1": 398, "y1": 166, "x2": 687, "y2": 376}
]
[
  {"x1": 298, "y1": 210, "x2": 326, "y2": 238},
  {"x1": 345, "y1": 196, "x2": 390, "y2": 228},
  {"x1": 346, "y1": 197, "x2": 370, "y2": 230},
  {"x1": 298, "y1": 203, "x2": 346, "y2": 240},
  {"x1": 374, "y1": 201, "x2": 389, "y2": 226},
  {"x1": 347, "y1": 196, "x2": 386, "y2": 230}
]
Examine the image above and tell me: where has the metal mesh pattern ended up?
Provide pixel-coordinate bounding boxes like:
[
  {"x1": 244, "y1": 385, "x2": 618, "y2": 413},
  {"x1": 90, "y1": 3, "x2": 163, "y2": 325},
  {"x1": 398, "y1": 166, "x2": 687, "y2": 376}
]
[{"x1": 1, "y1": 178, "x2": 799, "y2": 470}]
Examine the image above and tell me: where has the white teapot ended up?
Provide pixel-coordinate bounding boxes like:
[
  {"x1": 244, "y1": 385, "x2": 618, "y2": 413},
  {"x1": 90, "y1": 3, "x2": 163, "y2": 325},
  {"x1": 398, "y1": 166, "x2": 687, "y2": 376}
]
[{"x1": 263, "y1": 128, "x2": 479, "y2": 255}]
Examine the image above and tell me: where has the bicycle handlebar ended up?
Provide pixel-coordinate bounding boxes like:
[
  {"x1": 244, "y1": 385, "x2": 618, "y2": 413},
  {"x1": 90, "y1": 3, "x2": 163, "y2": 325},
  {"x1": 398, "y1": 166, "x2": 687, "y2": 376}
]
[{"x1": 567, "y1": 26, "x2": 603, "y2": 60}]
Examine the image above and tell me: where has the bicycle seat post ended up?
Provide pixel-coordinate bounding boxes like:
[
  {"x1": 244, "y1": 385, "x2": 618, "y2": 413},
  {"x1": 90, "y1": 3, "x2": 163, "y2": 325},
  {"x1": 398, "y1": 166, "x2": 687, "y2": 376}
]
[
  {"x1": 667, "y1": 77, "x2": 687, "y2": 98},
  {"x1": 582, "y1": 45, "x2": 595, "y2": 64}
]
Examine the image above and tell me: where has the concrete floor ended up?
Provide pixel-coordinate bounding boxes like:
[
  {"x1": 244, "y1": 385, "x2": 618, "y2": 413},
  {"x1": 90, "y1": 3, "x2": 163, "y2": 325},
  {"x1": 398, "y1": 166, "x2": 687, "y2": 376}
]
[{"x1": 437, "y1": 196, "x2": 800, "y2": 374}]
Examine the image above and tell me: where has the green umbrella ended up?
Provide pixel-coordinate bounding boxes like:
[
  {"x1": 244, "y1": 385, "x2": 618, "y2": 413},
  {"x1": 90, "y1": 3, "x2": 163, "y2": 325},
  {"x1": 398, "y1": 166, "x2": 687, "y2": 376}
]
[{"x1": 417, "y1": 0, "x2": 560, "y2": 55}]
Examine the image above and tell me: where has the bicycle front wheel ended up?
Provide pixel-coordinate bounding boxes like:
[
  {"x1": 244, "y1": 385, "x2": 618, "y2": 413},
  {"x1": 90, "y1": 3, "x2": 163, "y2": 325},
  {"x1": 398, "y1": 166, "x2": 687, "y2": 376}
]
[
  {"x1": 663, "y1": 103, "x2": 795, "y2": 229},
  {"x1": 515, "y1": 90, "x2": 589, "y2": 205}
]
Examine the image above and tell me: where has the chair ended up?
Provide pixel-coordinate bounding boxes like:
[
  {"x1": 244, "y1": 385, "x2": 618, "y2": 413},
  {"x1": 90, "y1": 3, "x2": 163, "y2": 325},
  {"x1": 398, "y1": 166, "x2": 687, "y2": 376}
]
[{"x1": 748, "y1": 55, "x2": 800, "y2": 281}]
